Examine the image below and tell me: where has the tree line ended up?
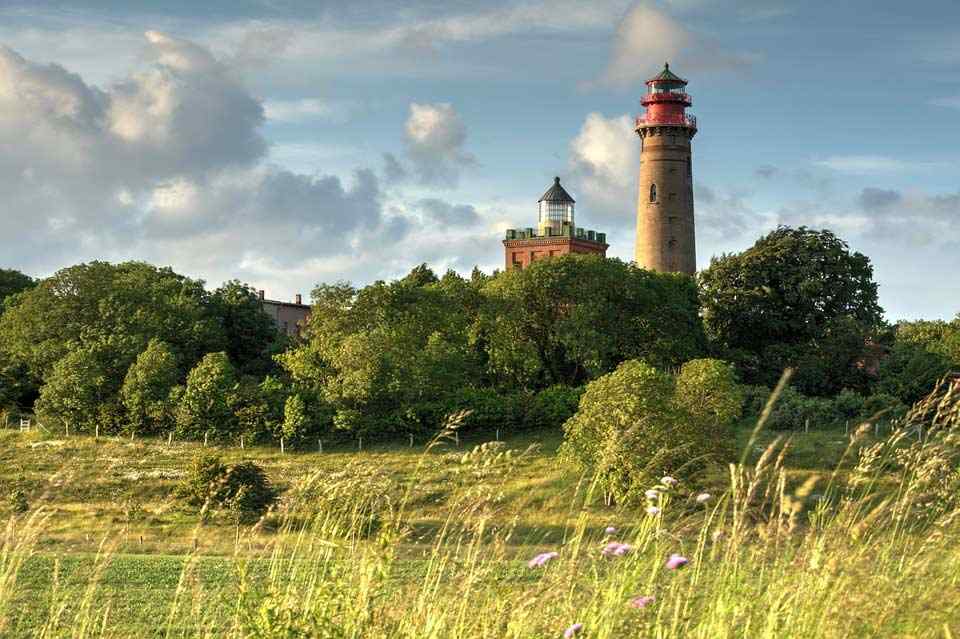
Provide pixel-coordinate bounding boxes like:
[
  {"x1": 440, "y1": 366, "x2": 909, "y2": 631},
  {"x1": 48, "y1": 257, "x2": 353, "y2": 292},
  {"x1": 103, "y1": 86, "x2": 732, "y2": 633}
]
[{"x1": 1, "y1": 226, "x2": 957, "y2": 446}]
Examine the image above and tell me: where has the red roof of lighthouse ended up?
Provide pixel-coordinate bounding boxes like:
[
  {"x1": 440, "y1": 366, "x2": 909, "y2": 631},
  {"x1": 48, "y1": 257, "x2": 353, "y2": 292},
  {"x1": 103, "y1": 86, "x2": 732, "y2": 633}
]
[{"x1": 646, "y1": 62, "x2": 686, "y2": 85}]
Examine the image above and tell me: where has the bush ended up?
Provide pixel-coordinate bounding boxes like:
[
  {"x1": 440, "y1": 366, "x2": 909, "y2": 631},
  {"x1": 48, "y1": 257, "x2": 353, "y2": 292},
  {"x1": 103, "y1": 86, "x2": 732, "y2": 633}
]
[
  {"x1": 405, "y1": 388, "x2": 527, "y2": 436},
  {"x1": 861, "y1": 393, "x2": 908, "y2": 424},
  {"x1": 674, "y1": 359, "x2": 743, "y2": 435},
  {"x1": 875, "y1": 341, "x2": 954, "y2": 405},
  {"x1": 560, "y1": 359, "x2": 734, "y2": 505},
  {"x1": 765, "y1": 387, "x2": 839, "y2": 431},
  {"x1": 741, "y1": 384, "x2": 773, "y2": 419},
  {"x1": 523, "y1": 385, "x2": 583, "y2": 431},
  {"x1": 9, "y1": 489, "x2": 28, "y2": 514},
  {"x1": 176, "y1": 454, "x2": 277, "y2": 520}
]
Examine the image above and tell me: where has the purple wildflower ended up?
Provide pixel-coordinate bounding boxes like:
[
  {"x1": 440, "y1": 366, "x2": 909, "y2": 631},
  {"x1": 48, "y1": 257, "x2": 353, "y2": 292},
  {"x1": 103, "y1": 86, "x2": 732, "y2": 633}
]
[
  {"x1": 695, "y1": 493, "x2": 711, "y2": 504},
  {"x1": 528, "y1": 551, "x2": 558, "y2": 568},
  {"x1": 629, "y1": 595, "x2": 656, "y2": 609},
  {"x1": 645, "y1": 505, "x2": 660, "y2": 515},
  {"x1": 602, "y1": 541, "x2": 632, "y2": 557},
  {"x1": 660, "y1": 476, "x2": 678, "y2": 487},
  {"x1": 645, "y1": 489, "x2": 660, "y2": 500},
  {"x1": 604, "y1": 525, "x2": 617, "y2": 535},
  {"x1": 563, "y1": 622, "x2": 584, "y2": 638},
  {"x1": 665, "y1": 553, "x2": 689, "y2": 570}
]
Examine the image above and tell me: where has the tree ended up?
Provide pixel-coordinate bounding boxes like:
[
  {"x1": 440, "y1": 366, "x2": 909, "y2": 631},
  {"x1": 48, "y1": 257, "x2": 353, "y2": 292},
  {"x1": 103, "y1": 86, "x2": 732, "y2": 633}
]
[
  {"x1": 0, "y1": 268, "x2": 34, "y2": 309},
  {"x1": 895, "y1": 317, "x2": 960, "y2": 365},
  {"x1": 699, "y1": 227, "x2": 884, "y2": 394},
  {"x1": 209, "y1": 280, "x2": 283, "y2": 375},
  {"x1": 121, "y1": 339, "x2": 180, "y2": 435},
  {"x1": 0, "y1": 261, "x2": 223, "y2": 382},
  {"x1": 35, "y1": 338, "x2": 126, "y2": 433},
  {"x1": 480, "y1": 254, "x2": 705, "y2": 389},
  {"x1": 277, "y1": 272, "x2": 483, "y2": 434},
  {"x1": 875, "y1": 341, "x2": 954, "y2": 405},
  {"x1": 176, "y1": 352, "x2": 238, "y2": 440}
]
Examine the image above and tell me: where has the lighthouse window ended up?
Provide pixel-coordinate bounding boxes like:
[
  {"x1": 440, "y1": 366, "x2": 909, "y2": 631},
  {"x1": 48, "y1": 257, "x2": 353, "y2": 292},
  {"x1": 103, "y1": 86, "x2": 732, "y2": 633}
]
[{"x1": 649, "y1": 183, "x2": 657, "y2": 202}]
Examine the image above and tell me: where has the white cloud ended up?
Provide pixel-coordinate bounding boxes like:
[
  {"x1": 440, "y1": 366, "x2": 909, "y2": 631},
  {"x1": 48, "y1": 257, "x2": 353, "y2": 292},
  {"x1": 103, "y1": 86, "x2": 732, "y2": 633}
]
[
  {"x1": 597, "y1": 3, "x2": 754, "y2": 89},
  {"x1": 0, "y1": 32, "x2": 505, "y2": 298},
  {"x1": 813, "y1": 155, "x2": 911, "y2": 174},
  {"x1": 403, "y1": 102, "x2": 475, "y2": 187},
  {"x1": 567, "y1": 112, "x2": 637, "y2": 227},
  {"x1": 263, "y1": 97, "x2": 354, "y2": 123}
]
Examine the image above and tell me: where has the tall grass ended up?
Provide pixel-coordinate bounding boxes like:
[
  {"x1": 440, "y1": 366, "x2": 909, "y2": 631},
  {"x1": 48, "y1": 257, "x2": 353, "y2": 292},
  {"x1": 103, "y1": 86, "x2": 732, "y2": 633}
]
[{"x1": 3, "y1": 384, "x2": 960, "y2": 638}]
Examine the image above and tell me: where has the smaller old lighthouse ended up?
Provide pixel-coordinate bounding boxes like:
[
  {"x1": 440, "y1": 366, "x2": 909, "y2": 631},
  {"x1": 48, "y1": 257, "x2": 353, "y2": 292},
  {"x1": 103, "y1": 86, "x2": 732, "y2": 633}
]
[
  {"x1": 634, "y1": 63, "x2": 698, "y2": 275},
  {"x1": 502, "y1": 177, "x2": 607, "y2": 270}
]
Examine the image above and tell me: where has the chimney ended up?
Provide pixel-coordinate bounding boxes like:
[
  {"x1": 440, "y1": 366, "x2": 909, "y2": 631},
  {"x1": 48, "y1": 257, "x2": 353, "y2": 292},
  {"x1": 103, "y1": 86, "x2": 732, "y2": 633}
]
[
  {"x1": 258, "y1": 289, "x2": 265, "y2": 300},
  {"x1": 295, "y1": 293, "x2": 302, "y2": 305}
]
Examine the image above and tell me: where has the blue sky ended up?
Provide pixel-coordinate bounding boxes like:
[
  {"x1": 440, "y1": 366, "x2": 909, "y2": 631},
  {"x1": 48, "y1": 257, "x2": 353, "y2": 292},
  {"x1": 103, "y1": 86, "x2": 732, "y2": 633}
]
[{"x1": 0, "y1": 0, "x2": 958, "y2": 320}]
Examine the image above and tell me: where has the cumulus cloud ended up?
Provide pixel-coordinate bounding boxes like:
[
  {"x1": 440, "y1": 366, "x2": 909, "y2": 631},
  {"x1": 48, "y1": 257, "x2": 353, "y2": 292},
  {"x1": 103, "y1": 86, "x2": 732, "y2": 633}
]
[
  {"x1": 263, "y1": 97, "x2": 354, "y2": 123},
  {"x1": 403, "y1": 102, "x2": 475, "y2": 187},
  {"x1": 567, "y1": 112, "x2": 638, "y2": 226},
  {"x1": 0, "y1": 33, "x2": 502, "y2": 297},
  {"x1": 597, "y1": 3, "x2": 754, "y2": 89}
]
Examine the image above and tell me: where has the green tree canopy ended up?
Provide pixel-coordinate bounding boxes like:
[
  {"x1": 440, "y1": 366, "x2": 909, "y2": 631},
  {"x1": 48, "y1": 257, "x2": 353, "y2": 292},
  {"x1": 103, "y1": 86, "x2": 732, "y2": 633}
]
[
  {"x1": 699, "y1": 226, "x2": 884, "y2": 393},
  {"x1": 0, "y1": 261, "x2": 223, "y2": 382},
  {"x1": 0, "y1": 268, "x2": 35, "y2": 309},
  {"x1": 479, "y1": 255, "x2": 705, "y2": 389},
  {"x1": 209, "y1": 280, "x2": 284, "y2": 375},
  {"x1": 121, "y1": 339, "x2": 180, "y2": 435},
  {"x1": 175, "y1": 352, "x2": 239, "y2": 440}
]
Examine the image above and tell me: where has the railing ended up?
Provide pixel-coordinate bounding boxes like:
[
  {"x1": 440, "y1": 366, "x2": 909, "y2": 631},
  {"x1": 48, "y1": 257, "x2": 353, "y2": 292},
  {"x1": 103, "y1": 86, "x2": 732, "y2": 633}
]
[
  {"x1": 641, "y1": 92, "x2": 692, "y2": 105},
  {"x1": 635, "y1": 114, "x2": 697, "y2": 129}
]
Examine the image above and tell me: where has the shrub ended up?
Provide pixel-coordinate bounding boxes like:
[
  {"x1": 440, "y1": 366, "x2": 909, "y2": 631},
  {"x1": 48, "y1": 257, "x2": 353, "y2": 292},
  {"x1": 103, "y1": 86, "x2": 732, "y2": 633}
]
[
  {"x1": 175, "y1": 352, "x2": 238, "y2": 441},
  {"x1": 861, "y1": 393, "x2": 908, "y2": 424},
  {"x1": 523, "y1": 385, "x2": 583, "y2": 431},
  {"x1": 405, "y1": 388, "x2": 528, "y2": 436},
  {"x1": 675, "y1": 358, "x2": 743, "y2": 434},
  {"x1": 560, "y1": 359, "x2": 728, "y2": 505},
  {"x1": 9, "y1": 489, "x2": 28, "y2": 514},
  {"x1": 121, "y1": 339, "x2": 180, "y2": 435},
  {"x1": 875, "y1": 341, "x2": 954, "y2": 405},
  {"x1": 741, "y1": 384, "x2": 773, "y2": 419},
  {"x1": 176, "y1": 454, "x2": 277, "y2": 520},
  {"x1": 765, "y1": 387, "x2": 839, "y2": 431},
  {"x1": 833, "y1": 389, "x2": 866, "y2": 422}
]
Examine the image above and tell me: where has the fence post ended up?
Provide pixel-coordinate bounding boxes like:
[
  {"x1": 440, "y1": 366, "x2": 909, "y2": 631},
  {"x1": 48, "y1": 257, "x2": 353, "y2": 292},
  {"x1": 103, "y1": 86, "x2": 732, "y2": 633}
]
[
  {"x1": 65, "y1": 424, "x2": 69, "y2": 438},
  {"x1": 240, "y1": 435, "x2": 244, "y2": 450},
  {"x1": 358, "y1": 437, "x2": 363, "y2": 452},
  {"x1": 804, "y1": 419, "x2": 809, "y2": 434},
  {"x1": 409, "y1": 434, "x2": 414, "y2": 448},
  {"x1": 496, "y1": 428, "x2": 500, "y2": 442},
  {"x1": 203, "y1": 433, "x2": 208, "y2": 448},
  {"x1": 280, "y1": 438, "x2": 285, "y2": 454},
  {"x1": 318, "y1": 439, "x2": 323, "y2": 453},
  {"x1": 95, "y1": 424, "x2": 99, "y2": 440},
  {"x1": 168, "y1": 432, "x2": 173, "y2": 446},
  {"x1": 844, "y1": 420, "x2": 849, "y2": 435},
  {"x1": 454, "y1": 431, "x2": 459, "y2": 447}
]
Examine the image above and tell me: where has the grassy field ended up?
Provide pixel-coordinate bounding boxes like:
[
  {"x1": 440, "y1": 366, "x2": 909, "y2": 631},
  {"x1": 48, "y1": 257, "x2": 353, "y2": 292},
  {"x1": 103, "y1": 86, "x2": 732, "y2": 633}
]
[{"x1": 1, "y1": 416, "x2": 957, "y2": 638}]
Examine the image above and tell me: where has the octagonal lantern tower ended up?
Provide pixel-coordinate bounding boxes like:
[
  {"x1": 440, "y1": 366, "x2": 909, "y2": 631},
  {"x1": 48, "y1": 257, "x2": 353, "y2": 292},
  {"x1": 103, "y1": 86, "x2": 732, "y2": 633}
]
[{"x1": 634, "y1": 62, "x2": 698, "y2": 275}]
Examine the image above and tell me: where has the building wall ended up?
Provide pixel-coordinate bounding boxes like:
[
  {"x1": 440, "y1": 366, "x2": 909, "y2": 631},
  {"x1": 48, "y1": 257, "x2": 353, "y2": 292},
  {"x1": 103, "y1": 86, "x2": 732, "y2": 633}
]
[
  {"x1": 634, "y1": 125, "x2": 696, "y2": 275},
  {"x1": 261, "y1": 299, "x2": 310, "y2": 337},
  {"x1": 503, "y1": 237, "x2": 607, "y2": 270}
]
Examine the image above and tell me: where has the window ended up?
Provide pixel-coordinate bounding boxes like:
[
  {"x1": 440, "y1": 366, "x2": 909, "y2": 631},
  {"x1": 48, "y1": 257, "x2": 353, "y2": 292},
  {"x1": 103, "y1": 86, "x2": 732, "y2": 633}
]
[{"x1": 649, "y1": 183, "x2": 657, "y2": 202}]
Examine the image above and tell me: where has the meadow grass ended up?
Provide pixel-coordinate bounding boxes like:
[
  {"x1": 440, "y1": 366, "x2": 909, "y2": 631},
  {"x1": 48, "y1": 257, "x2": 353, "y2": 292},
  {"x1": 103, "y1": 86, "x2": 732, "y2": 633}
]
[{"x1": 2, "y1": 389, "x2": 959, "y2": 638}]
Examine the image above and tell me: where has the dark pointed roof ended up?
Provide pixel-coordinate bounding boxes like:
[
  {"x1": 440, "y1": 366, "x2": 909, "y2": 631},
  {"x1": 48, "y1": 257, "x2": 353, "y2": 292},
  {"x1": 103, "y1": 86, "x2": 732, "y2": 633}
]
[
  {"x1": 647, "y1": 62, "x2": 686, "y2": 84},
  {"x1": 538, "y1": 176, "x2": 575, "y2": 203}
]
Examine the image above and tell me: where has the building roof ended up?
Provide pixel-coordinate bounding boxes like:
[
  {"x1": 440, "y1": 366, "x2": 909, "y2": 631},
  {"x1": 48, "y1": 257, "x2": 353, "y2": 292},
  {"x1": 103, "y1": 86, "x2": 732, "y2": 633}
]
[
  {"x1": 538, "y1": 176, "x2": 575, "y2": 203},
  {"x1": 647, "y1": 62, "x2": 686, "y2": 84}
]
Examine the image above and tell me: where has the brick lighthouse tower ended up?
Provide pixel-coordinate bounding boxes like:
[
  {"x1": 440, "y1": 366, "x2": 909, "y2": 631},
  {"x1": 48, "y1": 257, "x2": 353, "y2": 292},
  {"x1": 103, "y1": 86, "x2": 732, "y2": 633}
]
[{"x1": 634, "y1": 63, "x2": 698, "y2": 275}]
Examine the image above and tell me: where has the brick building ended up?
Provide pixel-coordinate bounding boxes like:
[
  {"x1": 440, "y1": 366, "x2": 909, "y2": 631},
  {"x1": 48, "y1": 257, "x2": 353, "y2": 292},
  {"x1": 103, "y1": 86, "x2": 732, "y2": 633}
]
[
  {"x1": 502, "y1": 177, "x2": 607, "y2": 270},
  {"x1": 258, "y1": 290, "x2": 310, "y2": 337}
]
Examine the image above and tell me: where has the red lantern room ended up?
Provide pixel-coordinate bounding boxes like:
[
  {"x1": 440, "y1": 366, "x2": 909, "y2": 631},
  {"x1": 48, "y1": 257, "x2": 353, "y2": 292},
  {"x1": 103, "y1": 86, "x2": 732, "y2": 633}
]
[{"x1": 637, "y1": 62, "x2": 697, "y2": 133}]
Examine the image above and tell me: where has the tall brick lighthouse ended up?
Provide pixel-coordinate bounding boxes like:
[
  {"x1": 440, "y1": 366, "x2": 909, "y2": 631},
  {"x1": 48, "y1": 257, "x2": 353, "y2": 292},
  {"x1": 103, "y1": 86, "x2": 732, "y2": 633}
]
[{"x1": 634, "y1": 63, "x2": 698, "y2": 275}]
